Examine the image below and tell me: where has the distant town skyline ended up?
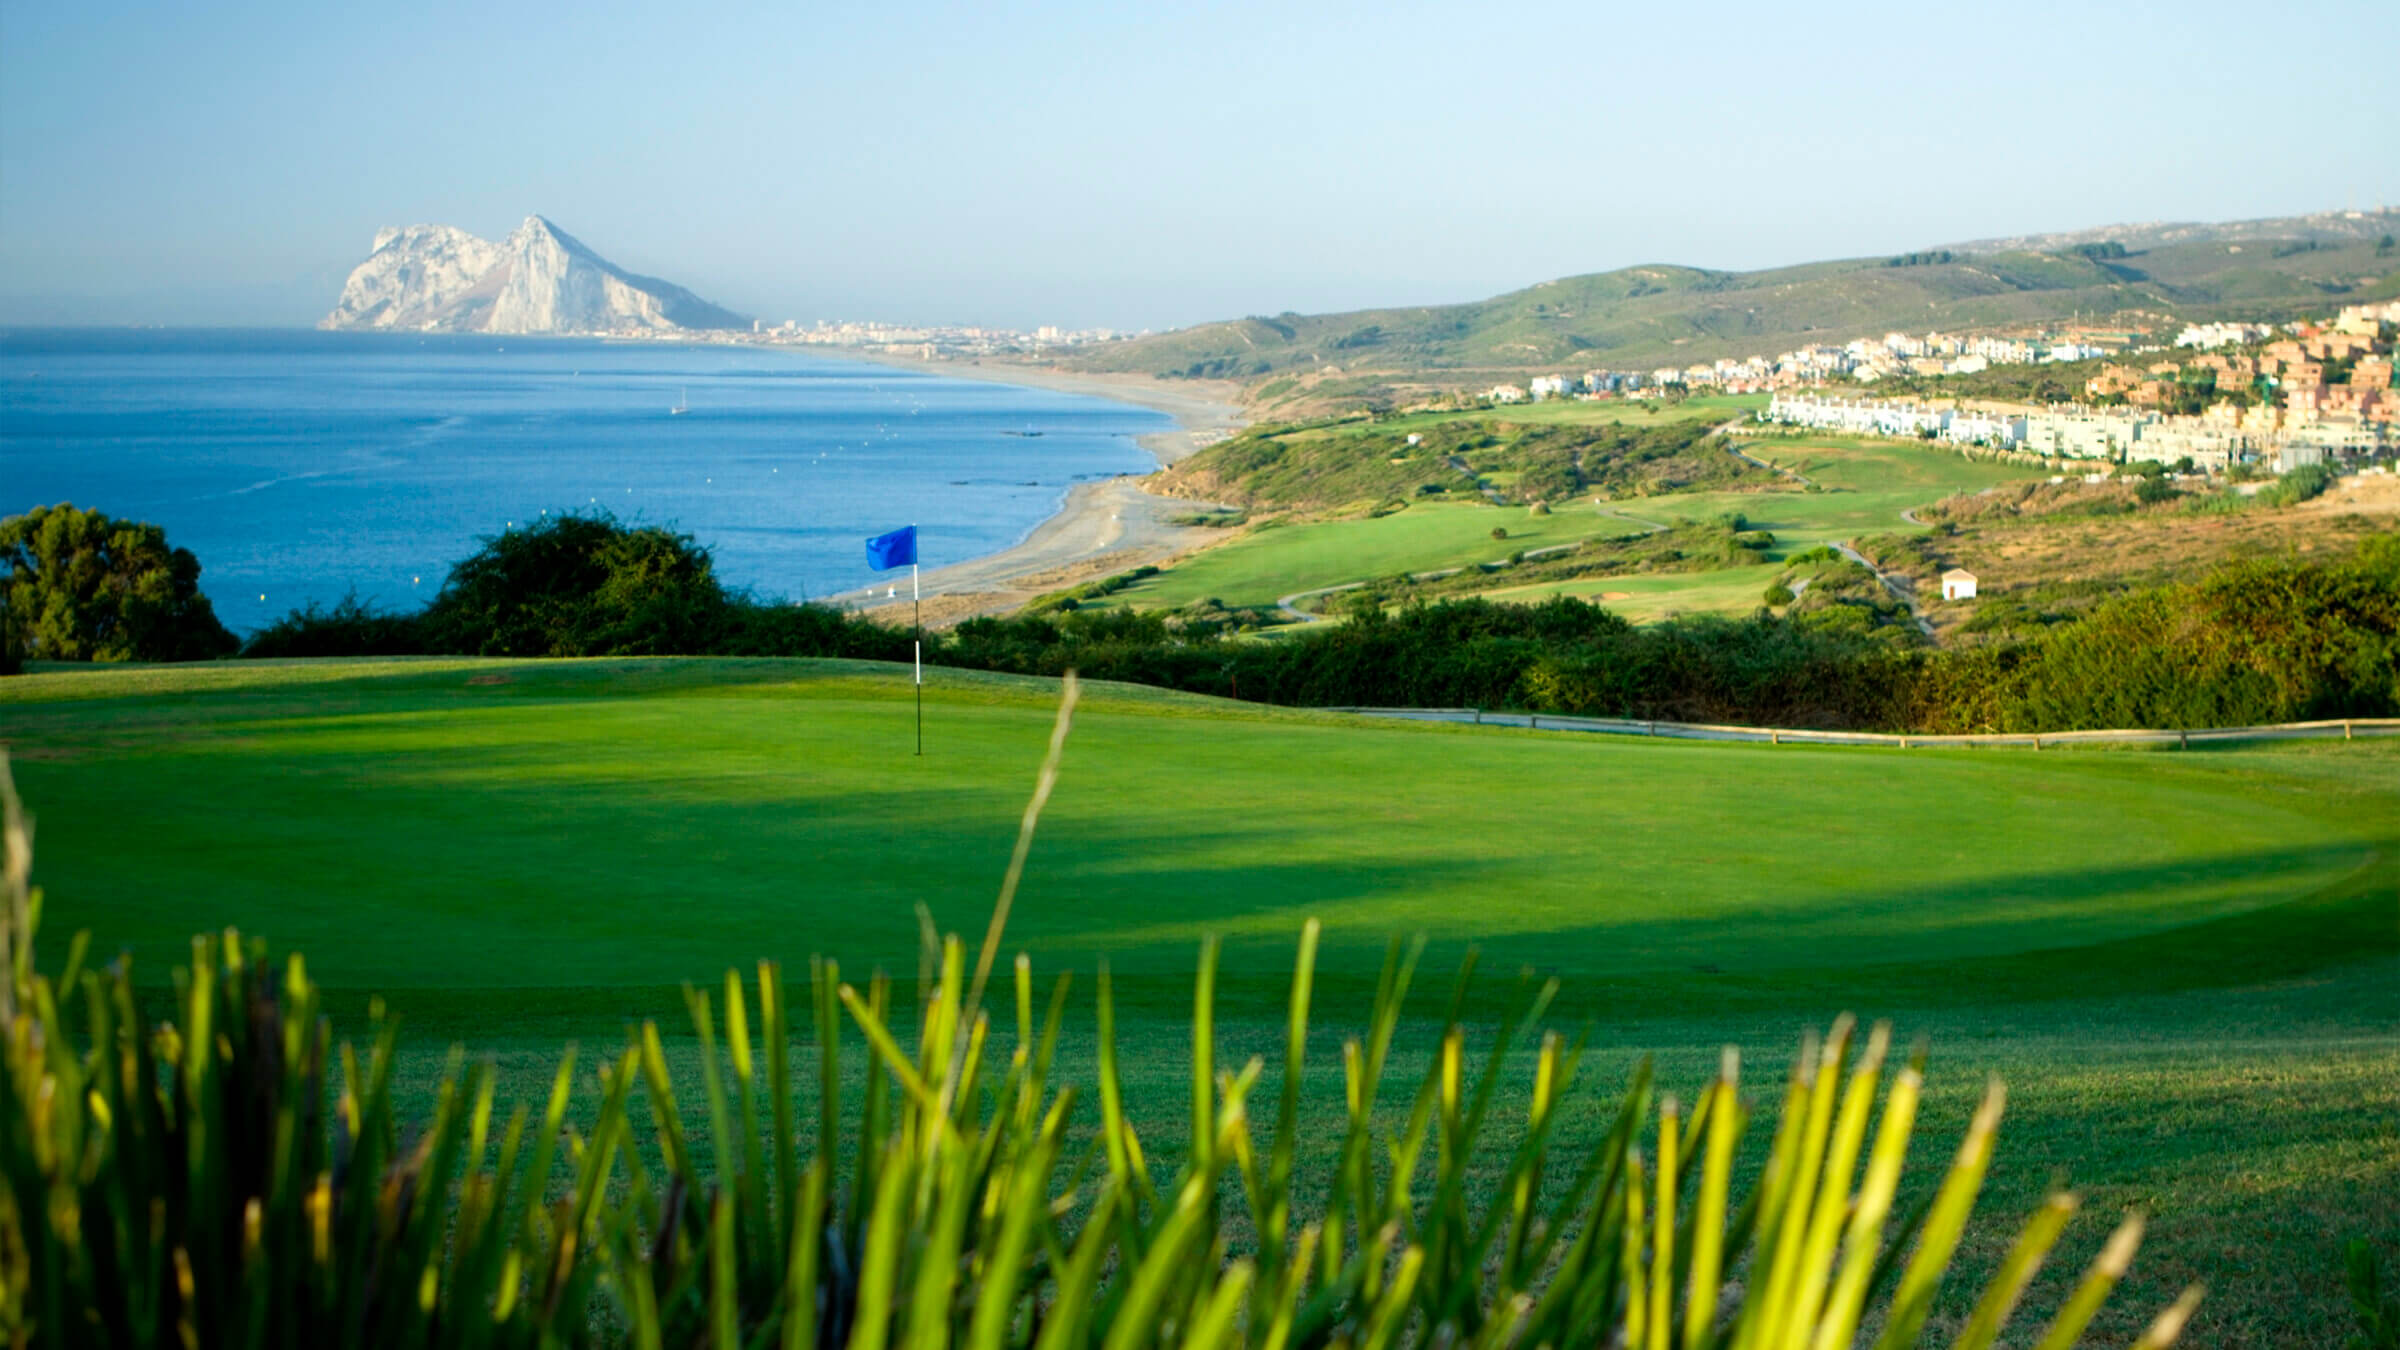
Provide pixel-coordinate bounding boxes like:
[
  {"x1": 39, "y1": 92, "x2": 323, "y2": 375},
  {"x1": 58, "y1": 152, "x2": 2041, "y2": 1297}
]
[{"x1": 4, "y1": 0, "x2": 2396, "y2": 332}]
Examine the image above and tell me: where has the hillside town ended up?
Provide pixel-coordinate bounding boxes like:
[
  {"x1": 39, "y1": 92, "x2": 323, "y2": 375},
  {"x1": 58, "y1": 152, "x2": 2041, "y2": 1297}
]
[
  {"x1": 1487, "y1": 329, "x2": 2121, "y2": 405},
  {"x1": 737, "y1": 317, "x2": 1129, "y2": 357},
  {"x1": 1711, "y1": 301, "x2": 2397, "y2": 471}
]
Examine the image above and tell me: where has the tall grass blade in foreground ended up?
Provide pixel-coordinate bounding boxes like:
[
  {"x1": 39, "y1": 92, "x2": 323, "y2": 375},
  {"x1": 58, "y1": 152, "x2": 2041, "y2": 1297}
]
[{"x1": 0, "y1": 711, "x2": 2194, "y2": 1347}]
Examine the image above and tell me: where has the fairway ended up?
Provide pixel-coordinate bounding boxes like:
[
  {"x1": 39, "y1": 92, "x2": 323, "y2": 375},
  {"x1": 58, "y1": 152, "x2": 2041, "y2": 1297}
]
[
  {"x1": 3, "y1": 657, "x2": 2393, "y2": 1346},
  {"x1": 1097, "y1": 500, "x2": 1646, "y2": 611},
  {"x1": 1108, "y1": 432, "x2": 2041, "y2": 616},
  {"x1": 5, "y1": 656, "x2": 2382, "y2": 1001}
]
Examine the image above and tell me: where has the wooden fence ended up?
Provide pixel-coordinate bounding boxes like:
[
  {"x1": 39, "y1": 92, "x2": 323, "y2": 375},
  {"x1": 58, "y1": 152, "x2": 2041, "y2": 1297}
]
[{"x1": 1320, "y1": 708, "x2": 2400, "y2": 750}]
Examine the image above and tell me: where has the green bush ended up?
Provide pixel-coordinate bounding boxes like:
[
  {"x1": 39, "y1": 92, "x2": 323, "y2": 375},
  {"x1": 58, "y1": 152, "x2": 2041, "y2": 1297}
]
[
  {"x1": 0, "y1": 739, "x2": 2197, "y2": 1349},
  {"x1": 2001, "y1": 540, "x2": 2400, "y2": 730},
  {"x1": 0, "y1": 503, "x2": 238, "y2": 663},
  {"x1": 1763, "y1": 583, "x2": 1796, "y2": 606},
  {"x1": 242, "y1": 592, "x2": 427, "y2": 657},
  {"x1": 418, "y1": 512, "x2": 730, "y2": 656},
  {"x1": 2257, "y1": 463, "x2": 2334, "y2": 509}
]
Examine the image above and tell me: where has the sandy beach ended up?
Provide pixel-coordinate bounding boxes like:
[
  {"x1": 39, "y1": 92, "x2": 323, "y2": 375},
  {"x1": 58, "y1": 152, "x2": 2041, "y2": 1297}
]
[{"x1": 824, "y1": 354, "x2": 1250, "y2": 624}]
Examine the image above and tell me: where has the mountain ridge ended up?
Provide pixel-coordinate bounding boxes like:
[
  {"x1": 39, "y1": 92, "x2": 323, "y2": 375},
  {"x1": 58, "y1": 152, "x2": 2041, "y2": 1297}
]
[
  {"x1": 1062, "y1": 207, "x2": 2400, "y2": 400},
  {"x1": 321, "y1": 215, "x2": 747, "y2": 335}
]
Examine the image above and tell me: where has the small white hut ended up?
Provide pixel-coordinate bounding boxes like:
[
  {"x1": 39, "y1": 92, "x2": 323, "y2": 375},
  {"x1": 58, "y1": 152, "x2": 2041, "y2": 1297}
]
[{"x1": 1940, "y1": 568, "x2": 1978, "y2": 601}]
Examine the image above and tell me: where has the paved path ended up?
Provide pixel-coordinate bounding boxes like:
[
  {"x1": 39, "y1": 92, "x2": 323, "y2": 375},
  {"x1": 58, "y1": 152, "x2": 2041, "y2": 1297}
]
[
  {"x1": 1834, "y1": 540, "x2": 1934, "y2": 638},
  {"x1": 1277, "y1": 582, "x2": 1362, "y2": 624},
  {"x1": 1447, "y1": 455, "x2": 1506, "y2": 503},
  {"x1": 1324, "y1": 707, "x2": 2400, "y2": 751},
  {"x1": 1718, "y1": 419, "x2": 1820, "y2": 487}
]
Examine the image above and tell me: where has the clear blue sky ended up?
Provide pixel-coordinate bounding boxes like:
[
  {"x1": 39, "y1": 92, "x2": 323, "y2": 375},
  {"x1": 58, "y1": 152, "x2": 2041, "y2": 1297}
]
[{"x1": 4, "y1": 0, "x2": 2396, "y2": 330}]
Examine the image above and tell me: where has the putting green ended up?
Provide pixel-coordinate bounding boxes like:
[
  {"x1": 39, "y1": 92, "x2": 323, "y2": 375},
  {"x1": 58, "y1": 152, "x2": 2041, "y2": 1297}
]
[{"x1": 6, "y1": 657, "x2": 2387, "y2": 1007}]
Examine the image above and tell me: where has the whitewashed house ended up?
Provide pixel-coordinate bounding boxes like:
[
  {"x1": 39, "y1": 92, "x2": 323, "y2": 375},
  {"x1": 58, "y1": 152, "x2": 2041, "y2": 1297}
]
[{"x1": 1940, "y1": 569, "x2": 1978, "y2": 601}]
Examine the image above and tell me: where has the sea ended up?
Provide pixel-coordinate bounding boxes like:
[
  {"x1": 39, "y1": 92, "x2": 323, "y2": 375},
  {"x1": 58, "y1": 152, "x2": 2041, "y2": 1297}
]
[{"x1": 0, "y1": 329, "x2": 1167, "y2": 634}]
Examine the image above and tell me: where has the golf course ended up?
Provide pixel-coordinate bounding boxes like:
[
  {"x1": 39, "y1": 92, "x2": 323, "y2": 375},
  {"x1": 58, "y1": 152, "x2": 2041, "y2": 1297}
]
[
  {"x1": 1098, "y1": 419, "x2": 2041, "y2": 620},
  {"x1": 3, "y1": 655, "x2": 2394, "y2": 1344}
]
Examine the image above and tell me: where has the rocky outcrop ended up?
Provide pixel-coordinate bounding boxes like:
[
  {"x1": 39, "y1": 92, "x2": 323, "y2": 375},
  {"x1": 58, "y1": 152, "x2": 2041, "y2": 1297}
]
[{"x1": 321, "y1": 216, "x2": 747, "y2": 334}]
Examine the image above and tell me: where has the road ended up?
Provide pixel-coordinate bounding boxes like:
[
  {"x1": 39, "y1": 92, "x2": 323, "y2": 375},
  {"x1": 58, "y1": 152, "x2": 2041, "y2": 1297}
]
[
  {"x1": 1717, "y1": 420, "x2": 1819, "y2": 487},
  {"x1": 1833, "y1": 540, "x2": 1934, "y2": 638},
  {"x1": 1446, "y1": 455, "x2": 1506, "y2": 503}
]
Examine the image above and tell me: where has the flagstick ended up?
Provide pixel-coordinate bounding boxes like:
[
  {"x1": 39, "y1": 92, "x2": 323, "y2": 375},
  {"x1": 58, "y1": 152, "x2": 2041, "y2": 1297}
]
[{"x1": 912, "y1": 551, "x2": 923, "y2": 757}]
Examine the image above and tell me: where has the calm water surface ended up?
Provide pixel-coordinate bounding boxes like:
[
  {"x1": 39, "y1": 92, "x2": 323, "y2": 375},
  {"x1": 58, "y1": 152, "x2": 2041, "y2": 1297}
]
[{"x1": 0, "y1": 329, "x2": 1164, "y2": 633}]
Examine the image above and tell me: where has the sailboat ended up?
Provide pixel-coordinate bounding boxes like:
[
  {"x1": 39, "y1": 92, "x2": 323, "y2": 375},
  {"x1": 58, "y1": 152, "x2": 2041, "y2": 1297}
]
[{"x1": 670, "y1": 386, "x2": 690, "y2": 416}]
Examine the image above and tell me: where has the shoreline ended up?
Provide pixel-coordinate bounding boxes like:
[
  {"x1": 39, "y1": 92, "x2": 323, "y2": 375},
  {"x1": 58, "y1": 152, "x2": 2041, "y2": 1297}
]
[{"x1": 817, "y1": 352, "x2": 1250, "y2": 624}]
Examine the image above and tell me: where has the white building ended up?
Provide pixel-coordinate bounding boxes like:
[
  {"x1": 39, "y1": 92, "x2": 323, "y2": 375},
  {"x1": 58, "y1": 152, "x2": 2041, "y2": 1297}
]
[
  {"x1": 2019, "y1": 409, "x2": 2152, "y2": 460},
  {"x1": 1486, "y1": 384, "x2": 1527, "y2": 404},
  {"x1": 1943, "y1": 409, "x2": 2027, "y2": 447},
  {"x1": 1529, "y1": 375, "x2": 1571, "y2": 400},
  {"x1": 2174, "y1": 322, "x2": 2271, "y2": 350},
  {"x1": 1765, "y1": 393, "x2": 1953, "y2": 439},
  {"x1": 1940, "y1": 569, "x2": 1978, "y2": 601}
]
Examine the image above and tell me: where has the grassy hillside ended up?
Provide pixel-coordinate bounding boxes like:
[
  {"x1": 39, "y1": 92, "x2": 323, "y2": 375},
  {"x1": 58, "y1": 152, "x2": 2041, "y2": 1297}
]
[
  {"x1": 1164, "y1": 401, "x2": 1773, "y2": 511},
  {"x1": 1111, "y1": 430, "x2": 2038, "y2": 616},
  {"x1": 1066, "y1": 238, "x2": 2400, "y2": 395},
  {"x1": 3, "y1": 657, "x2": 2394, "y2": 1346}
]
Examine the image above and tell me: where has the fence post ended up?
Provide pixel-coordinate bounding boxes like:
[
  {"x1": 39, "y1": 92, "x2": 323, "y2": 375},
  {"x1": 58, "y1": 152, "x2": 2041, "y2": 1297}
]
[
  {"x1": 2346, "y1": 721, "x2": 2353, "y2": 741},
  {"x1": 1900, "y1": 735, "x2": 1908, "y2": 749},
  {"x1": 1473, "y1": 708, "x2": 1482, "y2": 725},
  {"x1": 1771, "y1": 729, "x2": 1779, "y2": 745},
  {"x1": 2180, "y1": 729, "x2": 2188, "y2": 750},
  {"x1": 1529, "y1": 715, "x2": 1538, "y2": 730},
  {"x1": 2033, "y1": 735, "x2": 2042, "y2": 751},
  {"x1": 1648, "y1": 721, "x2": 1657, "y2": 737}
]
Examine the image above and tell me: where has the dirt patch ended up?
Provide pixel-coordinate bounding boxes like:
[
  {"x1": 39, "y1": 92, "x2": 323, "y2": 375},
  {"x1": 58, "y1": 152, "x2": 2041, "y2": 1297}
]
[
  {"x1": 465, "y1": 673, "x2": 514, "y2": 687},
  {"x1": 2301, "y1": 472, "x2": 2400, "y2": 518},
  {"x1": 1599, "y1": 591, "x2": 1633, "y2": 600}
]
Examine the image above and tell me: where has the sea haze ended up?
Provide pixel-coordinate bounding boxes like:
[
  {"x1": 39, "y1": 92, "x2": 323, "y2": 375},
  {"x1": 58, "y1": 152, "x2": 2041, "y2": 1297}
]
[{"x1": 0, "y1": 329, "x2": 1165, "y2": 634}]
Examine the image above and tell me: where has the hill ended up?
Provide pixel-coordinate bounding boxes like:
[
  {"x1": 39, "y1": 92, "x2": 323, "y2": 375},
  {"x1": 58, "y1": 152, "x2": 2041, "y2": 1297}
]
[
  {"x1": 1063, "y1": 211, "x2": 2400, "y2": 405},
  {"x1": 1945, "y1": 203, "x2": 2400, "y2": 254},
  {"x1": 321, "y1": 214, "x2": 750, "y2": 335}
]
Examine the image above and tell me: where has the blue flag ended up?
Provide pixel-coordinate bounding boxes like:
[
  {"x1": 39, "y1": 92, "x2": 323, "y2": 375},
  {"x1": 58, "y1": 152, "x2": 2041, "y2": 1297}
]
[{"x1": 865, "y1": 525, "x2": 918, "y2": 571}]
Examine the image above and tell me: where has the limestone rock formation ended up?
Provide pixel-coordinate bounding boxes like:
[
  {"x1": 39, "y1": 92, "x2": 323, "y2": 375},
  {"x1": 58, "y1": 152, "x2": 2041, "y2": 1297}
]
[{"x1": 321, "y1": 216, "x2": 747, "y2": 334}]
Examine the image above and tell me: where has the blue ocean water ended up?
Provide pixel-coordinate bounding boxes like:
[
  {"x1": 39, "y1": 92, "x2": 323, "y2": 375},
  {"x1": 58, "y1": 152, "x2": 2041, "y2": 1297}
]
[{"x1": 0, "y1": 329, "x2": 1166, "y2": 634}]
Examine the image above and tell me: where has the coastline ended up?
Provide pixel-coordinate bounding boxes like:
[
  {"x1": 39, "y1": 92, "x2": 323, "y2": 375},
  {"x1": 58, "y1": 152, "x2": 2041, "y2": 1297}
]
[{"x1": 819, "y1": 352, "x2": 1250, "y2": 624}]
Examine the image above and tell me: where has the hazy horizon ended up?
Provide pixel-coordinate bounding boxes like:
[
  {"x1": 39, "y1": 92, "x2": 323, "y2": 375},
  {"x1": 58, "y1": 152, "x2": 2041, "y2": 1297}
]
[{"x1": 5, "y1": 0, "x2": 2397, "y2": 333}]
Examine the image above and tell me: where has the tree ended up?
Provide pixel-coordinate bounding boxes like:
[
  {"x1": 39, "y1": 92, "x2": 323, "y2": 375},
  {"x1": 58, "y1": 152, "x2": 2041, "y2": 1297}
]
[
  {"x1": 417, "y1": 512, "x2": 732, "y2": 656},
  {"x1": 0, "y1": 504, "x2": 237, "y2": 665}
]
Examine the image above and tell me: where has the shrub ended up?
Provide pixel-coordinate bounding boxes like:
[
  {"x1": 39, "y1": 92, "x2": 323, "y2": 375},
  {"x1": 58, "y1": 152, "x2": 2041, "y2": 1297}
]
[
  {"x1": 0, "y1": 739, "x2": 2196, "y2": 1350},
  {"x1": 0, "y1": 503, "x2": 238, "y2": 663},
  {"x1": 242, "y1": 591, "x2": 427, "y2": 657},
  {"x1": 1490, "y1": 526, "x2": 1508, "y2": 540},
  {"x1": 1763, "y1": 582, "x2": 1796, "y2": 606},
  {"x1": 419, "y1": 512, "x2": 731, "y2": 656},
  {"x1": 2000, "y1": 546, "x2": 2400, "y2": 729},
  {"x1": 2257, "y1": 463, "x2": 2333, "y2": 509}
]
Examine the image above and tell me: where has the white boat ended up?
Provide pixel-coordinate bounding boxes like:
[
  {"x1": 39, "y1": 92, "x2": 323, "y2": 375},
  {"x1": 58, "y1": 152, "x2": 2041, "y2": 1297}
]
[{"x1": 670, "y1": 386, "x2": 689, "y2": 416}]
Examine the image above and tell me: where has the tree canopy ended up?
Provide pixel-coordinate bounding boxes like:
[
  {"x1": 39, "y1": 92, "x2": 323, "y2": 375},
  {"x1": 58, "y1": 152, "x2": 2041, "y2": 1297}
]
[{"x1": 0, "y1": 503, "x2": 237, "y2": 668}]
